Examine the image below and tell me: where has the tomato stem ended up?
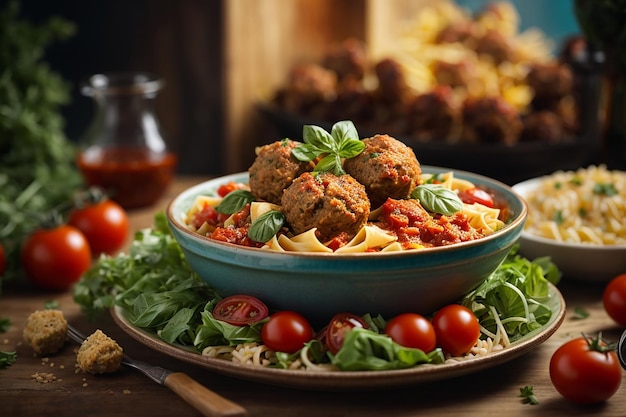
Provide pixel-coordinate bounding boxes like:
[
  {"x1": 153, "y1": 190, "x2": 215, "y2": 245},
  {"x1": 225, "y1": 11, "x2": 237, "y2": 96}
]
[{"x1": 583, "y1": 332, "x2": 617, "y2": 353}]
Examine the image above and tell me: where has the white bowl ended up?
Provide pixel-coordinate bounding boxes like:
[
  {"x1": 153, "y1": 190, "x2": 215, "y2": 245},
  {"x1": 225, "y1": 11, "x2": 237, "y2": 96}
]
[{"x1": 513, "y1": 176, "x2": 626, "y2": 282}]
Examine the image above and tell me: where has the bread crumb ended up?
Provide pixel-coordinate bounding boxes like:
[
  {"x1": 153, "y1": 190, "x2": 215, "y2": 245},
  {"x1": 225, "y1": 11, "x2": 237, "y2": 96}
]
[
  {"x1": 23, "y1": 310, "x2": 68, "y2": 355},
  {"x1": 123, "y1": 389, "x2": 132, "y2": 395},
  {"x1": 76, "y1": 329, "x2": 123, "y2": 374},
  {"x1": 31, "y1": 372, "x2": 57, "y2": 384}
]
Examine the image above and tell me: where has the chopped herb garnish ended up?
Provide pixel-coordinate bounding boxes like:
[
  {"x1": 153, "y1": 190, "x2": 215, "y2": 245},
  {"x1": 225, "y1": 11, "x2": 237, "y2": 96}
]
[
  {"x1": 0, "y1": 351, "x2": 17, "y2": 369},
  {"x1": 578, "y1": 207, "x2": 587, "y2": 218},
  {"x1": 593, "y1": 182, "x2": 618, "y2": 196},
  {"x1": 553, "y1": 210, "x2": 564, "y2": 225},
  {"x1": 369, "y1": 152, "x2": 380, "y2": 159},
  {"x1": 411, "y1": 184, "x2": 463, "y2": 215},
  {"x1": 554, "y1": 182, "x2": 563, "y2": 189},
  {"x1": 569, "y1": 177, "x2": 583, "y2": 186},
  {"x1": 0, "y1": 318, "x2": 10, "y2": 332},
  {"x1": 573, "y1": 307, "x2": 589, "y2": 319},
  {"x1": 291, "y1": 121, "x2": 364, "y2": 176},
  {"x1": 44, "y1": 300, "x2": 59, "y2": 310},
  {"x1": 520, "y1": 386, "x2": 539, "y2": 405}
]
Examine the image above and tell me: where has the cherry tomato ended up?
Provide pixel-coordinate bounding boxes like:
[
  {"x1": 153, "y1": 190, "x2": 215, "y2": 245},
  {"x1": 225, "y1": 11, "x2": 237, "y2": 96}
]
[
  {"x1": 0, "y1": 242, "x2": 5, "y2": 276},
  {"x1": 457, "y1": 187, "x2": 495, "y2": 208},
  {"x1": 68, "y1": 199, "x2": 129, "y2": 256},
  {"x1": 326, "y1": 312, "x2": 368, "y2": 354},
  {"x1": 384, "y1": 313, "x2": 436, "y2": 352},
  {"x1": 550, "y1": 335, "x2": 622, "y2": 404},
  {"x1": 213, "y1": 295, "x2": 269, "y2": 326},
  {"x1": 261, "y1": 311, "x2": 313, "y2": 353},
  {"x1": 21, "y1": 225, "x2": 92, "y2": 290},
  {"x1": 603, "y1": 273, "x2": 626, "y2": 327},
  {"x1": 217, "y1": 182, "x2": 246, "y2": 197},
  {"x1": 431, "y1": 304, "x2": 480, "y2": 356}
]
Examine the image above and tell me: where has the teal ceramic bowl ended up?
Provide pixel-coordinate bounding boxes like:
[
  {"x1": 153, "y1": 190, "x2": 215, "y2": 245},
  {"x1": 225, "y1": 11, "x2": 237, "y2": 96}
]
[{"x1": 166, "y1": 166, "x2": 527, "y2": 324}]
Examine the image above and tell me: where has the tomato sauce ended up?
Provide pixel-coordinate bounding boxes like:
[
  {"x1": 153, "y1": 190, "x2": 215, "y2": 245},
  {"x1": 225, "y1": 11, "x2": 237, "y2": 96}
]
[
  {"x1": 378, "y1": 198, "x2": 483, "y2": 248},
  {"x1": 77, "y1": 146, "x2": 177, "y2": 209}
]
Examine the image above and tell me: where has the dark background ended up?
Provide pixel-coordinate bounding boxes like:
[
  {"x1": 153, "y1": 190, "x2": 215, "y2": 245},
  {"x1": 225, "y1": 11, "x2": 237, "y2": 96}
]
[{"x1": 8, "y1": 0, "x2": 225, "y2": 175}]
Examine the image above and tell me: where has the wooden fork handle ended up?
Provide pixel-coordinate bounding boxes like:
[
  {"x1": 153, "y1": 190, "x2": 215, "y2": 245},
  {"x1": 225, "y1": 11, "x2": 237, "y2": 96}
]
[{"x1": 164, "y1": 372, "x2": 247, "y2": 417}]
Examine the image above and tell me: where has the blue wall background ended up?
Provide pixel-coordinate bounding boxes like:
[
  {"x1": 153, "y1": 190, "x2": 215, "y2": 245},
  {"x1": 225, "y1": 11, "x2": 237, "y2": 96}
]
[{"x1": 457, "y1": 0, "x2": 581, "y2": 53}]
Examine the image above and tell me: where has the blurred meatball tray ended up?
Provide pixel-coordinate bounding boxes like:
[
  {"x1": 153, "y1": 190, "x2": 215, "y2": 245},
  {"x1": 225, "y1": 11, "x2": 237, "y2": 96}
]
[{"x1": 259, "y1": 1, "x2": 601, "y2": 185}]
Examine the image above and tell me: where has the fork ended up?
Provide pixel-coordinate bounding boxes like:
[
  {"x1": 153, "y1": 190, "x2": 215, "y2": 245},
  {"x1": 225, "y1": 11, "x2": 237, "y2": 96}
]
[{"x1": 67, "y1": 324, "x2": 247, "y2": 417}]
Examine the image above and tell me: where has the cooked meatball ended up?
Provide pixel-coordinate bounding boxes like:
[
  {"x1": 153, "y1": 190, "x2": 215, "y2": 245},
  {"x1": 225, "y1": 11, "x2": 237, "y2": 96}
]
[
  {"x1": 520, "y1": 111, "x2": 565, "y2": 143},
  {"x1": 249, "y1": 139, "x2": 315, "y2": 204},
  {"x1": 474, "y1": 29, "x2": 515, "y2": 64},
  {"x1": 321, "y1": 37, "x2": 368, "y2": 82},
  {"x1": 281, "y1": 172, "x2": 370, "y2": 243},
  {"x1": 76, "y1": 329, "x2": 123, "y2": 374},
  {"x1": 329, "y1": 77, "x2": 376, "y2": 126},
  {"x1": 343, "y1": 134, "x2": 421, "y2": 208},
  {"x1": 406, "y1": 86, "x2": 459, "y2": 142},
  {"x1": 461, "y1": 96, "x2": 522, "y2": 144},
  {"x1": 435, "y1": 21, "x2": 476, "y2": 45},
  {"x1": 23, "y1": 310, "x2": 68, "y2": 355},
  {"x1": 374, "y1": 58, "x2": 411, "y2": 103},
  {"x1": 526, "y1": 62, "x2": 574, "y2": 110},
  {"x1": 272, "y1": 64, "x2": 337, "y2": 119},
  {"x1": 432, "y1": 59, "x2": 475, "y2": 89}
]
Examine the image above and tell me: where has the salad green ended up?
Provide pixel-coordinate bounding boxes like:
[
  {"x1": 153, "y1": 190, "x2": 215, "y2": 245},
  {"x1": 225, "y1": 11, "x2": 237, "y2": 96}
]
[{"x1": 74, "y1": 213, "x2": 560, "y2": 371}]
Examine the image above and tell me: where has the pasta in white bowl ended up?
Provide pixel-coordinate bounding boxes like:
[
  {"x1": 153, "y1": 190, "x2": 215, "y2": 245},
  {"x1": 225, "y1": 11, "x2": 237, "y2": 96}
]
[{"x1": 513, "y1": 166, "x2": 626, "y2": 282}]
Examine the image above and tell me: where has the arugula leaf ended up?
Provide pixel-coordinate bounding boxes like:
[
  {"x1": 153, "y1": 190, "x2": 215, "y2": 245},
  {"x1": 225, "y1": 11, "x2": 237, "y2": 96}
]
[
  {"x1": 194, "y1": 303, "x2": 265, "y2": 350},
  {"x1": 462, "y1": 245, "x2": 560, "y2": 342},
  {"x1": 292, "y1": 120, "x2": 364, "y2": 175},
  {"x1": 331, "y1": 328, "x2": 445, "y2": 371},
  {"x1": 411, "y1": 184, "x2": 464, "y2": 215}
]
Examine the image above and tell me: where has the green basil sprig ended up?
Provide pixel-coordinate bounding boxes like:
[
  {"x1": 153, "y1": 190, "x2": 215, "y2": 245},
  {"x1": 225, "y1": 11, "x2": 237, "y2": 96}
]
[
  {"x1": 215, "y1": 190, "x2": 255, "y2": 214},
  {"x1": 411, "y1": 184, "x2": 464, "y2": 216},
  {"x1": 248, "y1": 210, "x2": 285, "y2": 243},
  {"x1": 291, "y1": 120, "x2": 365, "y2": 176}
]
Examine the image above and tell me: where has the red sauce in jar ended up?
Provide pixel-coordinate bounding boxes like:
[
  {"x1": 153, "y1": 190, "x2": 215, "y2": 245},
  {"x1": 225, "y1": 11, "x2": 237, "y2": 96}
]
[{"x1": 77, "y1": 146, "x2": 177, "y2": 209}]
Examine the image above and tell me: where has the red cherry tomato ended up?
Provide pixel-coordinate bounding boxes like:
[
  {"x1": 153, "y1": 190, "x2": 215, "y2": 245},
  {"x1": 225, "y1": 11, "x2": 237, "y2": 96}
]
[
  {"x1": 0, "y1": 241, "x2": 5, "y2": 276},
  {"x1": 326, "y1": 312, "x2": 368, "y2": 354},
  {"x1": 217, "y1": 182, "x2": 246, "y2": 197},
  {"x1": 431, "y1": 304, "x2": 480, "y2": 356},
  {"x1": 550, "y1": 335, "x2": 622, "y2": 404},
  {"x1": 213, "y1": 295, "x2": 269, "y2": 326},
  {"x1": 603, "y1": 273, "x2": 626, "y2": 327},
  {"x1": 261, "y1": 311, "x2": 313, "y2": 353},
  {"x1": 21, "y1": 225, "x2": 92, "y2": 290},
  {"x1": 68, "y1": 199, "x2": 129, "y2": 256},
  {"x1": 457, "y1": 187, "x2": 495, "y2": 208},
  {"x1": 384, "y1": 313, "x2": 436, "y2": 352}
]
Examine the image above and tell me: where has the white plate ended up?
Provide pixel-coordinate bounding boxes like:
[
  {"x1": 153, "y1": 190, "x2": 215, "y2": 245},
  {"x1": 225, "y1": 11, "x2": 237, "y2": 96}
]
[
  {"x1": 513, "y1": 176, "x2": 626, "y2": 282},
  {"x1": 111, "y1": 284, "x2": 565, "y2": 391}
]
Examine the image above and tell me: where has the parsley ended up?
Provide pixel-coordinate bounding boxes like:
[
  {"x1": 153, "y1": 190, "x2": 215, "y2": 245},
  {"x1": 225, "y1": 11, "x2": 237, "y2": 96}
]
[
  {"x1": 593, "y1": 182, "x2": 618, "y2": 196},
  {"x1": 520, "y1": 385, "x2": 539, "y2": 405},
  {"x1": 573, "y1": 307, "x2": 590, "y2": 319},
  {"x1": 553, "y1": 210, "x2": 564, "y2": 225},
  {"x1": 291, "y1": 121, "x2": 365, "y2": 175}
]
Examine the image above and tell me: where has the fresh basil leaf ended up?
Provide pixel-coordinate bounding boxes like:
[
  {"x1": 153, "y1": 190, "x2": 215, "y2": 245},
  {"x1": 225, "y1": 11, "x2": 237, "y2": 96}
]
[
  {"x1": 215, "y1": 189, "x2": 255, "y2": 214},
  {"x1": 248, "y1": 210, "x2": 285, "y2": 242},
  {"x1": 303, "y1": 124, "x2": 336, "y2": 153},
  {"x1": 331, "y1": 120, "x2": 359, "y2": 146},
  {"x1": 314, "y1": 154, "x2": 344, "y2": 175},
  {"x1": 158, "y1": 307, "x2": 196, "y2": 344},
  {"x1": 338, "y1": 139, "x2": 365, "y2": 159},
  {"x1": 291, "y1": 143, "x2": 322, "y2": 162},
  {"x1": 411, "y1": 184, "x2": 463, "y2": 215}
]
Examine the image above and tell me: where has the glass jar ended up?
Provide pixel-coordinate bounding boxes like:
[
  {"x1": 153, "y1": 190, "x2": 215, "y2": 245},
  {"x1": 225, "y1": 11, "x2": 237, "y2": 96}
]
[{"x1": 76, "y1": 72, "x2": 177, "y2": 209}]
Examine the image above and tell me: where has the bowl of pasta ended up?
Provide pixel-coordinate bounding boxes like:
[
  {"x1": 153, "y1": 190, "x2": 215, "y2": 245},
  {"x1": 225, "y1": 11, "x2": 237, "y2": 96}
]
[
  {"x1": 167, "y1": 124, "x2": 528, "y2": 323},
  {"x1": 513, "y1": 165, "x2": 626, "y2": 282}
]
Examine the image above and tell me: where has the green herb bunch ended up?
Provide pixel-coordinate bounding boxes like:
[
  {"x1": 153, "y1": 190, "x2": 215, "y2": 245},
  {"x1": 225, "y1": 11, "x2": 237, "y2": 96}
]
[{"x1": 0, "y1": 2, "x2": 82, "y2": 289}]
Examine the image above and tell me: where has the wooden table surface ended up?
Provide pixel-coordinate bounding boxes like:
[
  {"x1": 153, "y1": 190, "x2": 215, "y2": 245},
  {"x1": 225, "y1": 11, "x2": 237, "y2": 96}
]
[{"x1": 1, "y1": 176, "x2": 626, "y2": 417}]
